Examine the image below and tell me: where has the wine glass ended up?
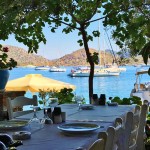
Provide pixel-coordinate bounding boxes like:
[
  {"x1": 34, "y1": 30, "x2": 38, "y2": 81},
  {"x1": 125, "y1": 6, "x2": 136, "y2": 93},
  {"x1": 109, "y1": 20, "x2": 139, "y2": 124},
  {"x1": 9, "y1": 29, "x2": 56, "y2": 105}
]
[
  {"x1": 28, "y1": 106, "x2": 42, "y2": 130},
  {"x1": 41, "y1": 106, "x2": 53, "y2": 124},
  {"x1": 49, "y1": 98, "x2": 58, "y2": 112},
  {"x1": 75, "y1": 95, "x2": 83, "y2": 110}
]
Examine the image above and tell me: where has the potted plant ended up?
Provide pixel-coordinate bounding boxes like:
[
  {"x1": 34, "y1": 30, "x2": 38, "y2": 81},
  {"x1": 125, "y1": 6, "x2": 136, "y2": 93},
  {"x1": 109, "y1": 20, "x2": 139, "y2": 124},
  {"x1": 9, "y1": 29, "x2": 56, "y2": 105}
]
[
  {"x1": 38, "y1": 88, "x2": 75, "y2": 106},
  {"x1": 38, "y1": 89, "x2": 49, "y2": 107},
  {"x1": 0, "y1": 46, "x2": 17, "y2": 91}
]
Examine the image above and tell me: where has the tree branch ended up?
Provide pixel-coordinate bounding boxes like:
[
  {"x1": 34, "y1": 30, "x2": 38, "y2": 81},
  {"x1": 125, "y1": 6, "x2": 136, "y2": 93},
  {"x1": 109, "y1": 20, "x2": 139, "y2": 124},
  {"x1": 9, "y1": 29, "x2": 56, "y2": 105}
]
[
  {"x1": 86, "y1": 16, "x2": 106, "y2": 24},
  {"x1": 136, "y1": 6, "x2": 150, "y2": 20},
  {"x1": 49, "y1": 16, "x2": 80, "y2": 30}
]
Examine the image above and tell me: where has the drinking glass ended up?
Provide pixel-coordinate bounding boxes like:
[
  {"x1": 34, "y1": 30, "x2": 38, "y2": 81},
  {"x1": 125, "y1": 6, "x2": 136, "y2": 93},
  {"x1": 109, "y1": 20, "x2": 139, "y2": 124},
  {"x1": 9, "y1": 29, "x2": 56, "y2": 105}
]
[
  {"x1": 28, "y1": 106, "x2": 42, "y2": 130},
  {"x1": 76, "y1": 95, "x2": 83, "y2": 110},
  {"x1": 41, "y1": 106, "x2": 53, "y2": 124},
  {"x1": 49, "y1": 98, "x2": 58, "y2": 112}
]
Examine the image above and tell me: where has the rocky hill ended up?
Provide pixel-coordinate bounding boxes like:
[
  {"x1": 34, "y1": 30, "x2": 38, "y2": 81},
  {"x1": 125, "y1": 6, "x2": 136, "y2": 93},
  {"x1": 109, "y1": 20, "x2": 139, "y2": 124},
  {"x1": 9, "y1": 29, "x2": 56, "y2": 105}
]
[
  {"x1": 52, "y1": 48, "x2": 116, "y2": 66},
  {"x1": 1, "y1": 45, "x2": 144, "y2": 66},
  {"x1": 1, "y1": 45, "x2": 53, "y2": 66}
]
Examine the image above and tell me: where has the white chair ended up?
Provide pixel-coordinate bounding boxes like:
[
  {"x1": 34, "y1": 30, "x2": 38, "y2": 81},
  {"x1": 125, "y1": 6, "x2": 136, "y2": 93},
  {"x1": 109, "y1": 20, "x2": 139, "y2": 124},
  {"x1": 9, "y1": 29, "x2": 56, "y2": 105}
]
[
  {"x1": 107, "y1": 118, "x2": 123, "y2": 150},
  {"x1": 88, "y1": 139, "x2": 105, "y2": 150},
  {"x1": 6, "y1": 95, "x2": 38, "y2": 120},
  {"x1": 122, "y1": 104, "x2": 149, "y2": 150},
  {"x1": 97, "y1": 104, "x2": 146, "y2": 150},
  {"x1": 136, "y1": 104, "x2": 149, "y2": 150},
  {"x1": 121, "y1": 104, "x2": 141, "y2": 150},
  {"x1": 98, "y1": 130, "x2": 107, "y2": 149},
  {"x1": 103, "y1": 107, "x2": 140, "y2": 150}
]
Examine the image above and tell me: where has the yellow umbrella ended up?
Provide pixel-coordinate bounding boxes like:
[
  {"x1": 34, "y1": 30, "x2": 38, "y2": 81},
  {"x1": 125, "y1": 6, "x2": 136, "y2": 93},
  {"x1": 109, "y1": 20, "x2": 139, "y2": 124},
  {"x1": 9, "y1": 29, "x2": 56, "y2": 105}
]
[{"x1": 6, "y1": 74, "x2": 76, "y2": 92}]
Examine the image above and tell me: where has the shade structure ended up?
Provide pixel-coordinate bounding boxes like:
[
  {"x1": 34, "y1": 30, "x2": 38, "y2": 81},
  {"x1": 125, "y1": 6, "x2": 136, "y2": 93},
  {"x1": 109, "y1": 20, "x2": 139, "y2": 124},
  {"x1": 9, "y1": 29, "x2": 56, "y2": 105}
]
[{"x1": 6, "y1": 74, "x2": 76, "y2": 92}]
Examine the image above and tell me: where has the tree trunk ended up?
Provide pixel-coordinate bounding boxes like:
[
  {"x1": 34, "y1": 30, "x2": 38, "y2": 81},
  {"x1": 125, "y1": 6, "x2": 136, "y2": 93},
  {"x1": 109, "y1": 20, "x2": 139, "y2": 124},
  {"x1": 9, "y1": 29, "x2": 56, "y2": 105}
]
[{"x1": 80, "y1": 25, "x2": 94, "y2": 104}]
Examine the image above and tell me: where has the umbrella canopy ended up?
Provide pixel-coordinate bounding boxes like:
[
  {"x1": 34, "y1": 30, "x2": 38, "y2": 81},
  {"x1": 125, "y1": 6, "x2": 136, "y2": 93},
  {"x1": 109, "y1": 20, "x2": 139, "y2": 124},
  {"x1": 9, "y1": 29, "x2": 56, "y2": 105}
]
[{"x1": 6, "y1": 74, "x2": 76, "y2": 92}]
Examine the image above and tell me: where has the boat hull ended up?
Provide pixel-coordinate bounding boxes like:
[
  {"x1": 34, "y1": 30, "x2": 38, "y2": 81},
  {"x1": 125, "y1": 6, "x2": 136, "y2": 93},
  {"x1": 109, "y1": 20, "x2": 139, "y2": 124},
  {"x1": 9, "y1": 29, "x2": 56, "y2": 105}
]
[
  {"x1": 68, "y1": 72, "x2": 120, "y2": 77},
  {"x1": 35, "y1": 66, "x2": 50, "y2": 70},
  {"x1": 49, "y1": 67, "x2": 66, "y2": 72},
  {"x1": 130, "y1": 68, "x2": 150, "y2": 102},
  {"x1": 50, "y1": 69, "x2": 66, "y2": 72}
]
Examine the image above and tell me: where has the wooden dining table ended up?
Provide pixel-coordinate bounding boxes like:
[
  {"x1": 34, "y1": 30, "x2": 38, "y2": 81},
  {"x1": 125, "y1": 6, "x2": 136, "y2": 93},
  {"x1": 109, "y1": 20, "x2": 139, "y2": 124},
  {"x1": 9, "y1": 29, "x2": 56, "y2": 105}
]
[{"x1": 2, "y1": 104, "x2": 135, "y2": 150}]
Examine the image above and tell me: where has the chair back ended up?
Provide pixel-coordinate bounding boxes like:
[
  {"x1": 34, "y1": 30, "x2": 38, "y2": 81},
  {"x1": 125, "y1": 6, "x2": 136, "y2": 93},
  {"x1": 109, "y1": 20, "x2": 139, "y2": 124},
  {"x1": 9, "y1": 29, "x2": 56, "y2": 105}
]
[
  {"x1": 113, "y1": 118, "x2": 124, "y2": 150},
  {"x1": 107, "y1": 118, "x2": 123, "y2": 150},
  {"x1": 98, "y1": 131, "x2": 107, "y2": 149},
  {"x1": 88, "y1": 139, "x2": 105, "y2": 150},
  {"x1": 136, "y1": 104, "x2": 149, "y2": 150},
  {"x1": 98, "y1": 118, "x2": 123, "y2": 150},
  {"x1": 123, "y1": 108, "x2": 140, "y2": 150},
  {"x1": 6, "y1": 95, "x2": 38, "y2": 119}
]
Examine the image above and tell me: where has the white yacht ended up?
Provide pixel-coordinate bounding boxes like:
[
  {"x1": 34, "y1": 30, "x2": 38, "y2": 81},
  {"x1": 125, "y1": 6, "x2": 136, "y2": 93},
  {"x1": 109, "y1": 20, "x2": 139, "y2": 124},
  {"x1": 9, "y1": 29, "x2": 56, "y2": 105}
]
[
  {"x1": 35, "y1": 66, "x2": 50, "y2": 70},
  {"x1": 49, "y1": 66, "x2": 66, "y2": 72},
  {"x1": 68, "y1": 66, "x2": 120, "y2": 77},
  {"x1": 130, "y1": 68, "x2": 150, "y2": 102},
  {"x1": 104, "y1": 64, "x2": 126, "y2": 72}
]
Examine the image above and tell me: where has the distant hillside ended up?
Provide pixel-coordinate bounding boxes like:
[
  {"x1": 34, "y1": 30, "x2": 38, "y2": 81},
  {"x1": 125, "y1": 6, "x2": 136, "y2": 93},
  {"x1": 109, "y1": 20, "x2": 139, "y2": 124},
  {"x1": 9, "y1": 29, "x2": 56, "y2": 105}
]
[
  {"x1": 52, "y1": 48, "x2": 116, "y2": 66},
  {"x1": 1, "y1": 45, "x2": 54, "y2": 66},
  {"x1": 1, "y1": 45, "x2": 144, "y2": 66}
]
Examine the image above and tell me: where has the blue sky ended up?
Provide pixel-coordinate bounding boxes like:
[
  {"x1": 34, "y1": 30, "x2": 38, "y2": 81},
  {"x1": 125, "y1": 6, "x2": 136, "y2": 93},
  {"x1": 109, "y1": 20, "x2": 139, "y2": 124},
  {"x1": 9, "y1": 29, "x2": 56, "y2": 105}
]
[{"x1": 0, "y1": 20, "x2": 119, "y2": 60}]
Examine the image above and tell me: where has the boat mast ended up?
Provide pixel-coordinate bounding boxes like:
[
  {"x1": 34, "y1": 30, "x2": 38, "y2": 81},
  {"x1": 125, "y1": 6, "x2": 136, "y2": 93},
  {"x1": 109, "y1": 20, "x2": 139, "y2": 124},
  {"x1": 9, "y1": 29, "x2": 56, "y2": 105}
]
[
  {"x1": 98, "y1": 20, "x2": 101, "y2": 67},
  {"x1": 103, "y1": 34, "x2": 106, "y2": 66},
  {"x1": 105, "y1": 28, "x2": 119, "y2": 66}
]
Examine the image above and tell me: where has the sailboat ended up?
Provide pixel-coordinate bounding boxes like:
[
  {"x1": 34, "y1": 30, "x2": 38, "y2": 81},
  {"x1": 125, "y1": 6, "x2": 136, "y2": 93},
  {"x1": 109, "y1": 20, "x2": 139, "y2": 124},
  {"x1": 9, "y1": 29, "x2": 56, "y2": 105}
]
[
  {"x1": 103, "y1": 29, "x2": 126, "y2": 72},
  {"x1": 68, "y1": 51, "x2": 121, "y2": 77},
  {"x1": 68, "y1": 25, "x2": 120, "y2": 77},
  {"x1": 130, "y1": 66, "x2": 150, "y2": 102},
  {"x1": 68, "y1": 65, "x2": 120, "y2": 77},
  {"x1": 49, "y1": 49, "x2": 66, "y2": 72},
  {"x1": 35, "y1": 49, "x2": 50, "y2": 70}
]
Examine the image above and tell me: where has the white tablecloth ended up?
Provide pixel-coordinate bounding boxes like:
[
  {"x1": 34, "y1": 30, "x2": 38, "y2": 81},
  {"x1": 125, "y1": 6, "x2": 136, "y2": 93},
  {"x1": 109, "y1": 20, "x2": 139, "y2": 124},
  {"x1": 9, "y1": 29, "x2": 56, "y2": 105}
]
[{"x1": 3, "y1": 104, "x2": 135, "y2": 150}]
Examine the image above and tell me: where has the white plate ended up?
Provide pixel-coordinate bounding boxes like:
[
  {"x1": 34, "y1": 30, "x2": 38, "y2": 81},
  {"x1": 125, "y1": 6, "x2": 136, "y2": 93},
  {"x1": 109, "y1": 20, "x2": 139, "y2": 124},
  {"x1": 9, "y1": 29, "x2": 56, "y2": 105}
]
[
  {"x1": 0, "y1": 120, "x2": 29, "y2": 130},
  {"x1": 58, "y1": 123, "x2": 100, "y2": 133}
]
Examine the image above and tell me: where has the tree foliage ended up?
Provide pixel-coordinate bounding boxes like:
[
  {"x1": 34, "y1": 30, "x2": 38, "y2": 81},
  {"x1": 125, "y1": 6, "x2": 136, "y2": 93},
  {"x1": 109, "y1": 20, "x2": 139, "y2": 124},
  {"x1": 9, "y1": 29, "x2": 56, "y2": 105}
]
[
  {"x1": 103, "y1": 0, "x2": 150, "y2": 73},
  {"x1": 0, "y1": 0, "x2": 149, "y2": 103}
]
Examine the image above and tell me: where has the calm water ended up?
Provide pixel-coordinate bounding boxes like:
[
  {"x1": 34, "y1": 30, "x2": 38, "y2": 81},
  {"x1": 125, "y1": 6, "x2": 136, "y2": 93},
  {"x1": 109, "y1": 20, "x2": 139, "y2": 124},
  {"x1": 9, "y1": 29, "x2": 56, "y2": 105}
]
[{"x1": 8, "y1": 66, "x2": 150, "y2": 103}]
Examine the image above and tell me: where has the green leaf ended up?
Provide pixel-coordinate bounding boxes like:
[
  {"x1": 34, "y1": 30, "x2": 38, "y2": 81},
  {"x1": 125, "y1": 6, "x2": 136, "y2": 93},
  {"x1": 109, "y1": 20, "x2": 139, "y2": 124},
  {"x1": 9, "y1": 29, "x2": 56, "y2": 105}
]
[
  {"x1": 92, "y1": 30, "x2": 100, "y2": 37},
  {"x1": 87, "y1": 35, "x2": 93, "y2": 42},
  {"x1": 140, "y1": 42, "x2": 150, "y2": 64},
  {"x1": 51, "y1": 27, "x2": 56, "y2": 33},
  {"x1": 77, "y1": 39, "x2": 83, "y2": 46},
  {"x1": 64, "y1": 17, "x2": 69, "y2": 22}
]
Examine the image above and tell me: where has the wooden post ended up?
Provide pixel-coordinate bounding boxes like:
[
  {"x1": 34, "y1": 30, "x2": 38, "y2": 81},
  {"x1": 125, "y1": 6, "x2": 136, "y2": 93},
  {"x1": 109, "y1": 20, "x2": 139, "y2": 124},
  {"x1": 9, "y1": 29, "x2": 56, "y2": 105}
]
[{"x1": 0, "y1": 92, "x2": 4, "y2": 120}]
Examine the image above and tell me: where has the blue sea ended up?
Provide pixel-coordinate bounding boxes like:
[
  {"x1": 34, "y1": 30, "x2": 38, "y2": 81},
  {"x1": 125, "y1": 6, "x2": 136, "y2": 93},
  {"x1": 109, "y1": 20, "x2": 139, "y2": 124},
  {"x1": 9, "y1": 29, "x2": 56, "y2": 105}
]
[{"x1": 8, "y1": 66, "x2": 150, "y2": 104}]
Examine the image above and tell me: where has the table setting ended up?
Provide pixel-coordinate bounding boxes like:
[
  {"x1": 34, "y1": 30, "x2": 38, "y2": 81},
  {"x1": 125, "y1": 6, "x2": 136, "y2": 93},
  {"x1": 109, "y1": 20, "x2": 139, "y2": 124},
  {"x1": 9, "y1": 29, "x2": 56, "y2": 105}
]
[{"x1": 0, "y1": 103, "x2": 135, "y2": 150}]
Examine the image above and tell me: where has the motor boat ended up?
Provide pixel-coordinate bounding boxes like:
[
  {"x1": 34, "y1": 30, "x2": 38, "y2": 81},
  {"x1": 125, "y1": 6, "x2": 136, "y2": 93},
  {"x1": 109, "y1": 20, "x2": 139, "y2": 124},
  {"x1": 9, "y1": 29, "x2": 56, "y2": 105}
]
[
  {"x1": 130, "y1": 68, "x2": 150, "y2": 102},
  {"x1": 35, "y1": 66, "x2": 50, "y2": 70},
  {"x1": 49, "y1": 66, "x2": 66, "y2": 72}
]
